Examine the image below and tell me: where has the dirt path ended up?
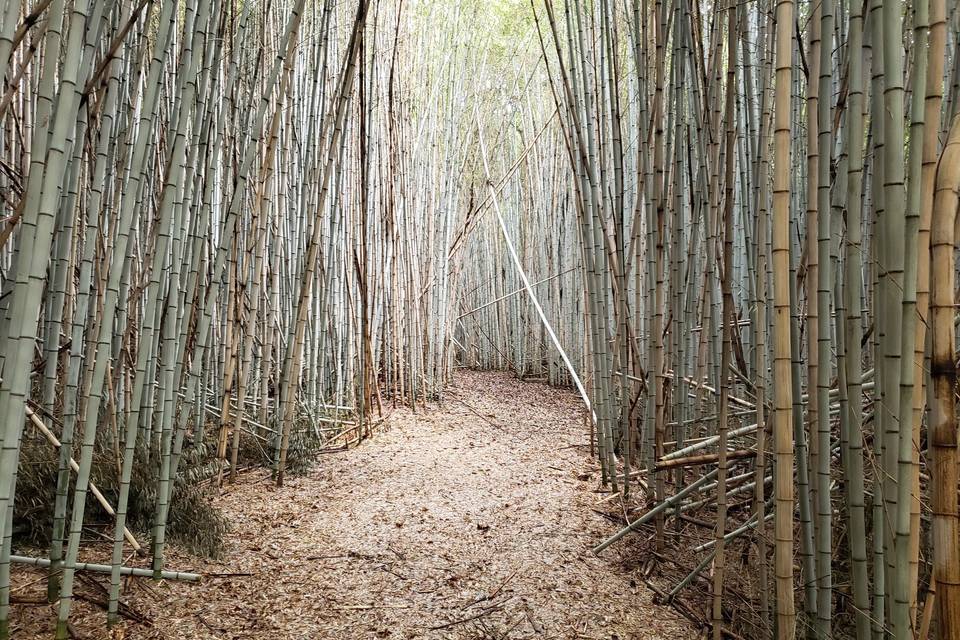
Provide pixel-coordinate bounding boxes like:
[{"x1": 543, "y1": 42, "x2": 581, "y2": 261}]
[{"x1": 13, "y1": 371, "x2": 692, "y2": 639}]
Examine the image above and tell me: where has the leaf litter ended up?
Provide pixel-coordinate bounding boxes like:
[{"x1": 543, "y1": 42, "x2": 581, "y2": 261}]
[{"x1": 9, "y1": 371, "x2": 693, "y2": 639}]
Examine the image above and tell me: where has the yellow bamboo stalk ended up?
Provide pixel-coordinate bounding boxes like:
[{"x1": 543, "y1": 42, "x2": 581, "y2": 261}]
[{"x1": 771, "y1": 0, "x2": 796, "y2": 634}]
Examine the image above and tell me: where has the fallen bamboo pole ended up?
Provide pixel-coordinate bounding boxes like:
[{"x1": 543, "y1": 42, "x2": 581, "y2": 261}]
[
  {"x1": 593, "y1": 470, "x2": 720, "y2": 554},
  {"x1": 682, "y1": 475, "x2": 773, "y2": 514},
  {"x1": 669, "y1": 510, "x2": 775, "y2": 599},
  {"x1": 661, "y1": 422, "x2": 759, "y2": 461},
  {"x1": 667, "y1": 549, "x2": 716, "y2": 601},
  {"x1": 10, "y1": 555, "x2": 200, "y2": 582},
  {"x1": 694, "y1": 511, "x2": 775, "y2": 553},
  {"x1": 655, "y1": 449, "x2": 756, "y2": 471}
]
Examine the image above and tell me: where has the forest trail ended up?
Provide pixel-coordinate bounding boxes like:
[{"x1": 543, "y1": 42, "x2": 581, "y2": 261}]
[{"x1": 27, "y1": 371, "x2": 691, "y2": 639}]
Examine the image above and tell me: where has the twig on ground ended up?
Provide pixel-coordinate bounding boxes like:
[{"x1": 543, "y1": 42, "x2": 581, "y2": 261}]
[{"x1": 429, "y1": 601, "x2": 506, "y2": 631}]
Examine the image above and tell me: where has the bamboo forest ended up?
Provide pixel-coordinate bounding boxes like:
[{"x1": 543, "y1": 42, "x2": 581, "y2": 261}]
[{"x1": 1, "y1": 0, "x2": 960, "y2": 637}]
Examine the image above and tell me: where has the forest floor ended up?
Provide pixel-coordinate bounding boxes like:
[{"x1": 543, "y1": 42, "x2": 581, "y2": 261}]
[{"x1": 10, "y1": 370, "x2": 693, "y2": 639}]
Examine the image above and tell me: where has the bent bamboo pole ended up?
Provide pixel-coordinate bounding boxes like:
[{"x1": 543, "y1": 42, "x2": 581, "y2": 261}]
[{"x1": 475, "y1": 110, "x2": 594, "y2": 422}]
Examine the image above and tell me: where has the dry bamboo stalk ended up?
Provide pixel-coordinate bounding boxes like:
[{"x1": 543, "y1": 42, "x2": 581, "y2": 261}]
[
  {"x1": 771, "y1": 0, "x2": 796, "y2": 632},
  {"x1": 656, "y1": 449, "x2": 755, "y2": 471},
  {"x1": 930, "y1": 114, "x2": 960, "y2": 639}
]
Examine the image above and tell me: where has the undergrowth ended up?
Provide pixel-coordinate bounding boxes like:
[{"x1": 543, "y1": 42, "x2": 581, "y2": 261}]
[
  {"x1": 14, "y1": 411, "x2": 342, "y2": 559},
  {"x1": 14, "y1": 435, "x2": 229, "y2": 559}
]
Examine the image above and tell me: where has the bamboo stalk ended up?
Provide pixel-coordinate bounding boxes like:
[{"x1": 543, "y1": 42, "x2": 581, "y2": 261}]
[
  {"x1": 771, "y1": 0, "x2": 796, "y2": 631},
  {"x1": 930, "y1": 114, "x2": 960, "y2": 640}
]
